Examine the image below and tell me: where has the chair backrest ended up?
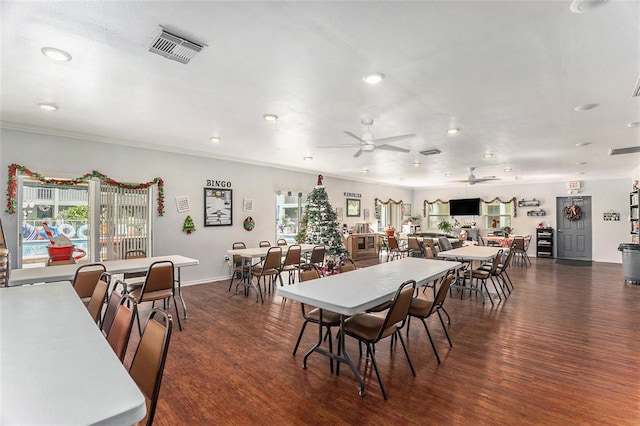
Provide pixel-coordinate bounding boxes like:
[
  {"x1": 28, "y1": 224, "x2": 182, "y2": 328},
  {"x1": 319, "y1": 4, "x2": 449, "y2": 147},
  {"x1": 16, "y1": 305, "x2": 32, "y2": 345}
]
[
  {"x1": 408, "y1": 237, "x2": 421, "y2": 251},
  {"x1": 387, "y1": 236, "x2": 399, "y2": 250},
  {"x1": 259, "y1": 240, "x2": 271, "y2": 248},
  {"x1": 339, "y1": 258, "x2": 356, "y2": 273},
  {"x1": 423, "y1": 239, "x2": 438, "y2": 258},
  {"x1": 86, "y1": 275, "x2": 109, "y2": 324},
  {"x1": 299, "y1": 265, "x2": 320, "y2": 282},
  {"x1": 376, "y1": 280, "x2": 416, "y2": 341},
  {"x1": 129, "y1": 308, "x2": 172, "y2": 426},
  {"x1": 438, "y1": 237, "x2": 453, "y2": 251},
  {"x1": 277, "y1": 239, "x2": 288, "y2": 246},
  {"x1": 262, "y1": 247, "x2": 283, "y2": 271},
  {"x1": 106, "y1": 294, "x2": 137, "y2": 361},
  {"x1": 232, "y1": 242, "x2": 246, "y2": 266},
  {"x1": 72, "y1": 263, "x2": 107, "y2": 299},
  {"x1": 140, "y1": 261, "x2": 175, "y2": 301},
  {"x1": 429, "y1": 273, "x2": 455, "y2": 314},
  {"x1": 0, "y1": 248, "x2": 9, "y2": 287},
  {"x1": 124, "y1": 250, "x2": 147, "y2": 279},
  {"x1": 101, "y1": 286, "x2": 123, "y2": 335},
  {"x1": 500, "y1": 246, "x2": 516, "y2": 271},
  {"x1": 309, "y1": 246, "x2": 325, "y2": 264},
  {"x1": 282, "y1": 245, "x2": 301, "y2": 267},
  {"x1": 47, "y1": 254, "x2": 76, "y2": 266},
  {"x1": 488, "y1": 249, "x2": 504, "y2": 273},
  {"x1": 513, "y1": 236, "x2": 525, "y2": 251}
]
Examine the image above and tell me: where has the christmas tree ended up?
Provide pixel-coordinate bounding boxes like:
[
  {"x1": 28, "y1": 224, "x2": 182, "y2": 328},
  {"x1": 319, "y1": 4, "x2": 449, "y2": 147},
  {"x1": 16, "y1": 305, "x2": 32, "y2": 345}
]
[
  {"x1": 301, "y1": 175, "x2": 348, "y2": 257},
  {"x1": 182, "y1": 215, "x2": 195, "y2": 234}
]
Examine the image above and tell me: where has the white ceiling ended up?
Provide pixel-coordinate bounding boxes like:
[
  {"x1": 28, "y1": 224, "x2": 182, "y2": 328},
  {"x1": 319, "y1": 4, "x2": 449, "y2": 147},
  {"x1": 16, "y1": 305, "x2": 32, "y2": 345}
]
[{"x1": 1, "y1": 1, "x2": 639, "y2": 188}]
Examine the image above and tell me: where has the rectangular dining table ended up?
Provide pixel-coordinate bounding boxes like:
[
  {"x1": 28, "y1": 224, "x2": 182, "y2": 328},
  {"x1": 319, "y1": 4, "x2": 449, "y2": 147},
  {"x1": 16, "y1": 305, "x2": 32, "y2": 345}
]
[
  {"x1": 277, "y1": 257, "x2": 461, "y2": 396},
  {"x1": 437, "y1": 245, "x2": 502, "y2": 304},
  {"x1": 0, "y1": 281, "x2": 147, "y2": 425},
  {"x1": 7, "y1": 254, "x2": 199, "y2": 318}
]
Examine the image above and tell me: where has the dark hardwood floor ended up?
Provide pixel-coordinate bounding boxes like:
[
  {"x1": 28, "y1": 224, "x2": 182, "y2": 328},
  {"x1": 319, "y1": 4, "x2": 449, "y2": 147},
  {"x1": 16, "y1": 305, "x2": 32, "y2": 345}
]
[{"x1": 126, "y1": 256, "x2": 640, "y2": 425}]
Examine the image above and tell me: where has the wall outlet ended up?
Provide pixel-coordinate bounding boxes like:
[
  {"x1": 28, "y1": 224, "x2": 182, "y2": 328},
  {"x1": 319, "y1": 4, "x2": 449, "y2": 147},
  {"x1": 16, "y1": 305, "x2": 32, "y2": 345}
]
[{"x1": 224, "y1": 255, "x2": 230, "y2": 261}]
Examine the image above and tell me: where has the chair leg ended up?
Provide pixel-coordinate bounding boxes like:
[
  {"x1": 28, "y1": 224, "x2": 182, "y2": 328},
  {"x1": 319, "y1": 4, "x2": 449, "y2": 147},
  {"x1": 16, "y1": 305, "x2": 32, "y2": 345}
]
[
  {"x1": 395, "y1": 330, "x2": 416, "y2": 376},
  {"x1": 172, "y1": 296, "x2": 183, "y2": 331},
  {"x1": 420, "y1": 318, "x2": 441, "y2": 363},
  {"x1": 481, "y1": 279, "x2": 494, "y2": 306},
  {"x1": 436, "y1": 310, "x2": 452, "y2": 347},
  {"x1": 366, "y1": 342, "x2": 388, "y2": 400},
  {"x1": 293, "y1": 321, "x2": 309, "y2": 355}
]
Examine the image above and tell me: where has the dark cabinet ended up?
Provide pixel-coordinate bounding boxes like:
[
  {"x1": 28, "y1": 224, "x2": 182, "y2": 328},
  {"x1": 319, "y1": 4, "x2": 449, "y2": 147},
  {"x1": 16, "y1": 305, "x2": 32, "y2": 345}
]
[{"x1": 536, "y1": 228, "x2": 554, "y2": 258}]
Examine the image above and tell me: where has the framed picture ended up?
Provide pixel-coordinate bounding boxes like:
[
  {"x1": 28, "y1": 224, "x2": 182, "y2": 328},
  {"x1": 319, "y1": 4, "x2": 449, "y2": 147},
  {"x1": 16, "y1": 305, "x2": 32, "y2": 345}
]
[
  {"x1": 364, "y1": 208, "x2": 370, "y2": 221},
  {"x1": 243, "y1": 199, "x2": 253, "y2": 212},
  {"x1": 403, "y1": 203, "x2": 411, "y2": 217},
  {"x1": 204, "y1": 188, "x2": 232, "y2": 226},
  {"x1": 336, "y1": 207, "x2": 343, "y2": 220},
  {"x1": 346, "y1": 198, "x2": 361, "y2": 217}
]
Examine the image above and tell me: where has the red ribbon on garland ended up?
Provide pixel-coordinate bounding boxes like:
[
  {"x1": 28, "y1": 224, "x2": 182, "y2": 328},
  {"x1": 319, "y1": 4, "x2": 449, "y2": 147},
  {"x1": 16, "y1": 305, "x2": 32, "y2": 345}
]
[{"x1": 5, "y1": 163, "x2": 165, "y2": 216}]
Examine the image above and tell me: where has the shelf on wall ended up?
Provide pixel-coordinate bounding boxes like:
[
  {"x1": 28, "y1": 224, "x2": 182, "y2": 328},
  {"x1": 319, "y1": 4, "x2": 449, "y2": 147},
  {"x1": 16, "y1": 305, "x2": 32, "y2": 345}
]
[
  {"x1": 517, "y1": 199, "x2": 540, "y2": 207},
  {"x1": 527, "y1": 209, "x2": 546, "y2": 216}
]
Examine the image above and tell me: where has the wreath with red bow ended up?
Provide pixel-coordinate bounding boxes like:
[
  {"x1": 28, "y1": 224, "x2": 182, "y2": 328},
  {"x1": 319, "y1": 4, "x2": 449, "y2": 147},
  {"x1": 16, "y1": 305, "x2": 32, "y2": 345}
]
[{"x1": 563, "y1": 205, "x2": 583, "y2": 221}]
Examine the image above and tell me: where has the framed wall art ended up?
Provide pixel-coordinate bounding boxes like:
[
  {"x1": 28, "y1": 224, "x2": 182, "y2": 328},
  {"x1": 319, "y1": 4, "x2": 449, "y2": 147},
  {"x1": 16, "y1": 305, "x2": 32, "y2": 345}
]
[
  {"x1": 204, "y1": 188, "x2": 232, "y2": 226},
  {"x1": 346, "y1": 198, "x2": 361, "y2": 217}
]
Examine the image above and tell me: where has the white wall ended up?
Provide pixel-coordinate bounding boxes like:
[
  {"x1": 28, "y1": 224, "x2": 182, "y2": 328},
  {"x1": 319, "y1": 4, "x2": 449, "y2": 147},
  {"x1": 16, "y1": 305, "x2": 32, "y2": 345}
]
[
  {"x1": 413, "y1": 178, "x2": 632, "y2": 263},
  {"x1": 1, "y1": 129, "x2": 411, "y2": 284}
]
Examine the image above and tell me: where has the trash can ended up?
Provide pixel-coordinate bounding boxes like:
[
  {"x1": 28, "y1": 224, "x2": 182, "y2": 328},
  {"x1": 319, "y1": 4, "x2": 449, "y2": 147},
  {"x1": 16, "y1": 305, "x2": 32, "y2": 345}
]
[{"x1": 618, "y1": 243, "x2": 640, "y2": 284}]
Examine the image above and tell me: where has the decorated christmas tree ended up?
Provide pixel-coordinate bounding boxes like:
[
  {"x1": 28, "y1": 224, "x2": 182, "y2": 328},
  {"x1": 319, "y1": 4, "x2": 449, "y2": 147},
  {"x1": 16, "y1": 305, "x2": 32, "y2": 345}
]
[
  {"x1": 301, "y1": 175, "x2": 348, "y2": 257},
  {"x1": 182, "y1": 215, "x2": 195, "y2": 234}
]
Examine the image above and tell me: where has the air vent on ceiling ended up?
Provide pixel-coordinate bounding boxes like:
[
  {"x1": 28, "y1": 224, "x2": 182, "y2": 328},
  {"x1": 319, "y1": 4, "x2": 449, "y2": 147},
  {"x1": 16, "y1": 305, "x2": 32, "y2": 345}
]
[
  {"x1": 633, "y1": 76, "x2": 640, "y2": 97},
  {"x1": 148, "y1": 28, "x2": 205, "y2": 64},
  {"x1": 419, "y1": 148, "x2": 442, "y2": 156},
  {"x1": 608, "y1": 146, "x2": 640, "y2": 156}
]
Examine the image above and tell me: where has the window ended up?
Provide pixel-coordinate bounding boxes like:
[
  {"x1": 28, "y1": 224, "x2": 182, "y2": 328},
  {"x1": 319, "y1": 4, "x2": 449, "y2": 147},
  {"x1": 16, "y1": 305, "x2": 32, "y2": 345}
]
[
  {"x1": 482, "y1": 200, "x2": 512, "y2": 230},
  {"x1": 375, "y1": 199, "x2": 403, "y2": 232},
  {"x1": 17, "y1": 176, "x2": 154, "y2": 267},
  {"x1": 426, "y1": 201, "x2": 450, "y2": 229},
  {"x1": 276, "y1": 192, "x2": 308, "y2": 243}
]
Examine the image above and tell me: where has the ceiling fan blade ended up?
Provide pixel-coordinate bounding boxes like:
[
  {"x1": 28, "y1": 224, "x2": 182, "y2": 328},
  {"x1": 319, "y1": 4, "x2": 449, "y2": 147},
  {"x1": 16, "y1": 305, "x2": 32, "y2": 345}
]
[
  {"x1": 473, "y1": 177, "x2": 500, "y2": 183},
  {"x1": 376, "y1": 144, "x2": 410, "y2": 153},
  {"x1": 344, "y1": 131, "x2": 366, "y2": 143},
  {"x1": 317, "y1": 143, "x2": 361, "y2": 149},
  {"x1": 353, "y1": 149, "x2": 364, "y2": 158},
  {"x1": 608, "y1": 146, "x2": 640, "y2": 155},
  {"x1": 372, "y1": 134, "x2": 416, "y2": 144}
]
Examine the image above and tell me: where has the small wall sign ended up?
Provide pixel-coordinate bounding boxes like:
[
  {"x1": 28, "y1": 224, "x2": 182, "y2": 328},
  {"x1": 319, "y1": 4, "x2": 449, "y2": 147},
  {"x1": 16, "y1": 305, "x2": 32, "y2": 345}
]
[
  {"x1": 603, "y1": 212, "x2": 620, "y2": 221},
  {"x1": 343, "y1": 192, "x2": 362, "y2": 198}
]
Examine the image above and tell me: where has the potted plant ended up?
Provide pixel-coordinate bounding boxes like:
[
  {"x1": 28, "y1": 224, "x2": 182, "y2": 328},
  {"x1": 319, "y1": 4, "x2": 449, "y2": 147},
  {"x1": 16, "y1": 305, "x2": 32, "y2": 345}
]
[{"x1": 437, "y1": 219, "x2": 453, "y2": 235}]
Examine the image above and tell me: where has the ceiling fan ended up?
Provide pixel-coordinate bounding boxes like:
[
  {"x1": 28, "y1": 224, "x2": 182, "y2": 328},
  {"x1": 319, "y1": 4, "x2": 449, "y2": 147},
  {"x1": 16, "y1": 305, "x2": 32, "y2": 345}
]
[
  {"x1": 454, "y1": 167, "x2": 501, "y2": 185},
  {"x1": 319, "y1": 119, "x2": 415, "y2": 158}
]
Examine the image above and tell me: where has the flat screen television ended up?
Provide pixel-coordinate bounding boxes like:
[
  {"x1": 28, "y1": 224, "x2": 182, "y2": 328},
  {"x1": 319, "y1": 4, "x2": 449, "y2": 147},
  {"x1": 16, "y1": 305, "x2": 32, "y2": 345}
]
[{"x1": 449, "y1": 198, "x2": 481, "y2": 216}]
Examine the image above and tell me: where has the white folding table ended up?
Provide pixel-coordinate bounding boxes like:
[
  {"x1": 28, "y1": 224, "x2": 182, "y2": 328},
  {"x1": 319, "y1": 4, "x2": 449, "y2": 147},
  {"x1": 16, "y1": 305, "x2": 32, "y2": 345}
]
[
  {"x1": 277, "y1": 257, "x2": 460, "y2": 396},
  {"x1": 7, "y1": 255, "x2": 199, "y2": 318},
  {"x1": 0, "y1": 282, "x2": 146, "y2": 425}
]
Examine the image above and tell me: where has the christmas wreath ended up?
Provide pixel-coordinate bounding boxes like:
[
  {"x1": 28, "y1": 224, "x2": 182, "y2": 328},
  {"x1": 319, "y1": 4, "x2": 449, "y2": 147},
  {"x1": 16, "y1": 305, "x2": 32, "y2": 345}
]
[{"x1": 563, "y1": 205, "x2": 582, "y2": 221}]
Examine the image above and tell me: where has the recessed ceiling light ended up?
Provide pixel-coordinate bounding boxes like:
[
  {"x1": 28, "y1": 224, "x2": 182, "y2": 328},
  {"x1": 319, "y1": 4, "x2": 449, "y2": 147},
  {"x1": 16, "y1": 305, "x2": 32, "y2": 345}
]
[
  {"x1": 38, "y1": 103, "x2": 58, "y2": 111},
  {"x1": 514, "y1": 176, "x2": 522, "y2": 180},
  {"x1": 362, "y1": 73, "x2": 384, "y2": 84},
  {"x1": 504, "y1": 167, "x2": 512, "y2": 172},
  {"x1": 576, "y1": 161, "x2": 587, "y2": 165},
  {"x1": 447, "y1": 128, "x2": 460, "y2": 135},
  {"x1": 209, "y1": 137, "x2": 221, "y2": 143},
  {"x1": 362, "y1": 168, "x2": 369, "y2": 174},
  {"x1": 570, "y1": 0, "x2": 608, "y2": 13},
  {"x1": 483, "y1": 153, "x2": 494, "y2": 158},
  {"x1": 628, "y1": 122, "x2": 640, "y2": 128},
  {"x1": 303, "y1": 156, "x2": 313, "y2": 161},
  {"x1": 445, "y1": 172, "x2": 452, "y2": 177},
  {"x1": 41, "y1": 47, "x2": 72, "y2": 62},
  {"x1": 574, "y1": 103, "x2": 599, "y2": 111},
  {"x1": 575, "y1": 142, "x2": 592, "y2": 147},
  {"x1": 412, "y1": 161, "x2": 421, "y2": 167},
  {"x1": 263, "y1": 114, "x2": 278, "y2": 122}
]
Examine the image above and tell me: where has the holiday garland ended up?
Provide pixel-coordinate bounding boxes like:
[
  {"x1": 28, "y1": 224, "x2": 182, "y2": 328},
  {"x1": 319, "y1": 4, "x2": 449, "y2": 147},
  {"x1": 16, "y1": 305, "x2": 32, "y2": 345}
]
[{"x1": 5, "y1": 164, "x2": 165, "y2": 216}]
